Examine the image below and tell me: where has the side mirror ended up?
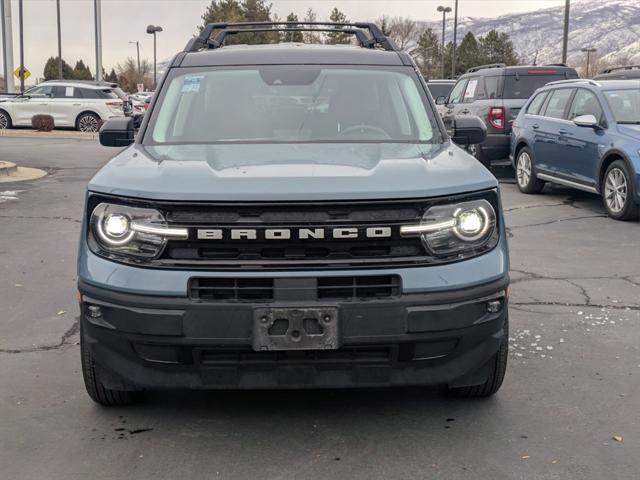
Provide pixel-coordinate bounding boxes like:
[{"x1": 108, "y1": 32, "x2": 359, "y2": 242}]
[
  {"x1": 99, "y1": 117, "x2": 134, "y2": 147},
  {"x1": 435, "y1": 96, "x2": 447, "y2": 105},
  {"x1": 573, "y1": 114, "x2": 598, "y2": 128},
  {"x1": 452, "y1": 115, "x2": 487, "y2": 146}
]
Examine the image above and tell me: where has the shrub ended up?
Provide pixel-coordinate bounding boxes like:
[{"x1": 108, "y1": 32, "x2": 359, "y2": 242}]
[{"x1": 31, "y1": 114, "x2": 55, "y2": 132}]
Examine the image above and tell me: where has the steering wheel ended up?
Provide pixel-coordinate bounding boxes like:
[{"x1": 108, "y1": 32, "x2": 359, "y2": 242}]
[{"x1": 337, "y1": 124, "x2": 391, "y2": 139}]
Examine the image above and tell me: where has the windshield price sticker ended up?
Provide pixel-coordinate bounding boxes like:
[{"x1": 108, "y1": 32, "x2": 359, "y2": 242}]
[{"x1": 182, "y1": 75, "x2": 205, "y2": 93}]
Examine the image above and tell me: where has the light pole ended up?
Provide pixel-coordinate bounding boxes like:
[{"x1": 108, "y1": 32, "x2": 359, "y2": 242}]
[
  {"x1": 562, "y1": 0, "x2": 570, "y2": 64},
  {"x1": 437, "y1": 5, "x2": 452, "y2": 79},
  {"x1": 129, "y1": 40, "x2": 141, "y2": 75},
  {"x1": 56, "y1": 0, "x2": 62, "y2": 79},
  {"x1": 1, "y1": 0, "x2": 16, "y2": 93},
  {"x1": 581, "y1": 47, "x2": 597, "y2": 78},
  {"x1": 451, "y1": 0, "x2": 459, "y2": 78},
  {"x1": 18, "y1": 0, "x2": 24, "y2": 92},
  {"x1": 94, "y1": 0, "x2": 103, "y2": 81},
  {"x1": 146, "y1": 25, "x2": 163, "y2": 90}
]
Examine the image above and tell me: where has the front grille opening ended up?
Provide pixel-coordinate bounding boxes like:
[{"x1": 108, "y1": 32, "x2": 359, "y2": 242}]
[
  {"x1": 189, "y1": 275, "x2": 401, "y2": 302},
  {"x1": 318, "y1": 275, "x2": 400, "y2": 300},
  {"x1": 198, "y1": 346, "x2": 392, "y2": 365},
  {"x1": 190, "y1": 278, "x2": 274, "y2": 301}
]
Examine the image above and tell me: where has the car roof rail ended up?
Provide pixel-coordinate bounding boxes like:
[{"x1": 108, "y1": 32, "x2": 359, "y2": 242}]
[
  {"x1": 465, "y1": 63, "x2": 506, "y2": 74},
  {"x1": 545, "y1": 78, "x2": 601, "y2": 87},
  {"x1": 543, "y1": 63, "x2": 568, "y2": 67},
  {"x1": 597, "y1": 64, "x2": 640, "y2": 74},
  {"x1": 185, "y1": 22, "x2": 399, "y2": 52}
]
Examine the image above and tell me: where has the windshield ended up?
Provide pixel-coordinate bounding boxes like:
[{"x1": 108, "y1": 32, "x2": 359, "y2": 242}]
[
  {"x1": 147, "y1": 66, "x2": 441, "y2": 144},
  {"x1": 604, "y1": 89, "x2": 640, "y2": 124}
]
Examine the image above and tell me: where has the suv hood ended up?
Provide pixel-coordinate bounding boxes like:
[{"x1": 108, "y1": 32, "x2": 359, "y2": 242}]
[{"x1": 89, "y1": 142, "x2": 497, "y2": 201}]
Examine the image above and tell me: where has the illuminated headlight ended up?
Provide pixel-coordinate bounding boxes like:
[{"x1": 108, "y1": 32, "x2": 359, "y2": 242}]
[
  {"x1": 401, "y1": 199, "x2": 498, "y2": 258},
  {"x1": 89, "y1": 203, "x2": 187, "y2": 261}
]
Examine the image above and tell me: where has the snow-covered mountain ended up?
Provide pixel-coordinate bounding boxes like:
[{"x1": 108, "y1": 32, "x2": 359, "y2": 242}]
[{"x1": 424, "y1": 0, "x2": 640, "y2": 67}]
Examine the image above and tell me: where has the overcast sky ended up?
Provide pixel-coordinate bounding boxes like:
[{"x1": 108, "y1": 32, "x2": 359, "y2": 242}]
[{"x1": 1, "y1": 0, "x2": 576, "y2": 84}]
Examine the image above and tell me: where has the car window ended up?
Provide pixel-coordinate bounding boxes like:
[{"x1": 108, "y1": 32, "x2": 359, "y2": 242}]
[
  {"x1": 51, "y1": 86, "x2": 80, "y2": 99},
  {"x1": 504, "y1": 73, "x2": 575, "y2": 99},
  {"x1": 542, "y1": 88, "x2": 574, "y2": 119},
  {"x1": 448, "y1": 79, "x2": 467, "y2": 104},
  {"x1": 603, "y1": 89, "x2": 640, "y2": 124},
  {"x1": 568, "y1": 89, "x2": 603, "y2": 122},
  {"x1": 484, "y1": 76, "x2": 501, "y2": 100},
  {"x1": 24, "y1": 85, "x2": 52, "y2": 98},
  {"x1": 526, "y1": 91, "x2": 549, "y2": 115},
  {"x1": 148, "y1": 66, "x2": 442, "y2": 144},
  {"x1": 463, "y1": 77, "x2": 486, "y2": 103}
]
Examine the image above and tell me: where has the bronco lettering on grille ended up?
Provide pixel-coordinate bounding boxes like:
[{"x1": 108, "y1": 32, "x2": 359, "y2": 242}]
[{"x1": 196, "y1": 227, "x2": 393, "y2": 241}]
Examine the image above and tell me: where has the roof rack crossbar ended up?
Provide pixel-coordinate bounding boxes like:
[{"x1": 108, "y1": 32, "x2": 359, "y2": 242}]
[
  {"x1": 184, "y1": 21, "x2": 398, "y2": 52},
  {"x1": 598, "y1": 65, "x2": 640, "y2": 74},
  {"x1": 465, "y1": 63, "x2": 506, "y2": 74},
  {"x1": 208, "y1": 27, "x2": 370, "y2": 49}
]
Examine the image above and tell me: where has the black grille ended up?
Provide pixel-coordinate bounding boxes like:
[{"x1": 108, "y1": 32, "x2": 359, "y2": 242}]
[
  {"x1": 189, "y1": 275, "x2": 400, "y2": 302},
  {"x1": 198, "y1": 346, "x2": 392, "y2": 365}
]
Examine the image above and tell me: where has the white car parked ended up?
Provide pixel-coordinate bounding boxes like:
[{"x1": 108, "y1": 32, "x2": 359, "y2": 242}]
[{"x1": 0, "y1": 80, "x2": 126, "y2": 132}]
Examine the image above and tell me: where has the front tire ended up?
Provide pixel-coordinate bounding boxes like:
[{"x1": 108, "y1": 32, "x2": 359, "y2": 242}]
[
  {"x1": 448, "y1": 317, "x2": 508, "y2": 398},
  {"x1": 602, "y1": 160, "x2": 638, "y2": 221},
  {"x1": 0, "y1": 109, "x2": 12, "y2": 129},
  {"x1": 515, "y1": 147, "x2": 545, "y2": 194},
  {"x1": 76, "y1": 112, "x2": 101, "y2": 133},
  {"x1": 81, "y1": 325, "x2": 139, "y2": 406}
]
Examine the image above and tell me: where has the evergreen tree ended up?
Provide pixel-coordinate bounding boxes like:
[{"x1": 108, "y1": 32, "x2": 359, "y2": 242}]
[
  {"x1": 454, "y1": 32, "x2": 481, "y2": 76},
  {"x1": 325, "y1": 8, "x2": 350, "y2": 44},
  {"x1": 73, "y1": 60, "x2": 93, "y2": 80},
  {"x1": 105, "y1": 68, "x2": 119, "y2": 83},
  {"x1": 43, "y1": 57, "x2": 74, "y2": 80},
  {"x1": 412, "y1": 28, "x2": 440, "y2": 79},
  {"x1": 200, "y1": 0, "x2": 244, "y2": 45},
  {"x1": 478, "y1": 30, "x2": 519, "y2": 66},
  {"x1": 240, "y1": 0, "x2": 277, "y2": 44},
  {"x1": 283, "y1": 13, "x2": 303, "y2": 43}
]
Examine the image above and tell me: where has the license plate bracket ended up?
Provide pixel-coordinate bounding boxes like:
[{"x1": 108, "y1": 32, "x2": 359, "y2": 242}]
[{"x1": 253, "y1": 307, "x2": 339, "y2": 351}]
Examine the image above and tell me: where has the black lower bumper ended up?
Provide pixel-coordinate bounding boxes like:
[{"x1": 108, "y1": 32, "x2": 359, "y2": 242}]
[
  {"x1": 79, "y1": 277, "x2": 509, "y2": 390},
  {"x1": 481, "y1": 133, "x2": 511, "y2": 162}
]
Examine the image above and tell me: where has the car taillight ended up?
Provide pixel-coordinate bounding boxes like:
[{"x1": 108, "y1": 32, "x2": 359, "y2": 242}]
[
  {"x1": 105, "y1": 101, "x2": 122, "y2": 108},
  {"x1": 488, "y1": 107, "x2": 506, "y2": 129}
]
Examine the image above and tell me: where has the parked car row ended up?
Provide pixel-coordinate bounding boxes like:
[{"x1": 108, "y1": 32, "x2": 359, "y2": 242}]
[
  {"x1": 0, "y1": 80, "x2": 154, "y2": 132},
  {"x1": 432, "y1": 63, "x2": 640, "y2": 221}
]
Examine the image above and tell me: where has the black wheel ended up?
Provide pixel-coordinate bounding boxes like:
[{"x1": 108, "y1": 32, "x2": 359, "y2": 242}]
[
  {"x1": 468, "y1": 144, "x2": 491, "y2": 169},
  {"x1": 602, "y1": 160, "x2": 639, "y2": 221},
  {"x1": 80, "y1": 325, "x2": 139, "y2": 406},
  {"x1": 515, "y1": 146, "x2": 545, "y2": 194},
  {"x1": 448, "y1": 317, "x2": 508, "y2": 398},
  {"x1": 76, "y1": 112, "x2": 101, "y2": 132},
  {"x1": 0, "y1": 109, "x2": 12, "y2": 129}
]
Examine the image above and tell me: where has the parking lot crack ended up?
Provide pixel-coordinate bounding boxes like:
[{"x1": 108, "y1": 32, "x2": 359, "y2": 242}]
[
  {"x1": 0, "y1": 214, "x2": 81, "y2": 223},
  {"x1": 0, "y1": 318, "x2": 79, "y2": 354},
  {"x1": 509, "y1": 214, "x2": 608, "y2": 230}
]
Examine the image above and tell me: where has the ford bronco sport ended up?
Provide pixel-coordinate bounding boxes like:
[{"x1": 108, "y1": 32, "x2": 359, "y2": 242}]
[{"x1": 79, "y1": 22, "x2": 510, "y2": 405}]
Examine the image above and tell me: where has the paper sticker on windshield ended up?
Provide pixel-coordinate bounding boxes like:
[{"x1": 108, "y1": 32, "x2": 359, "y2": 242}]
[{"x1": 182, "y1": 75, "x2": 204, "y2": 93}]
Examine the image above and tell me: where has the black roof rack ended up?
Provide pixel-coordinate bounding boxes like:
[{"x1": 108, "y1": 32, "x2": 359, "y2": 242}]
[
  {"x1": 184, "y1": 22, "x2": 399, "y2": 52},
  {"x1": 598, "y1": 65, "x2": 640, "y2": 74},
  {"x1": 465, "y1": 63, "x2": 506, "y2": 74}
]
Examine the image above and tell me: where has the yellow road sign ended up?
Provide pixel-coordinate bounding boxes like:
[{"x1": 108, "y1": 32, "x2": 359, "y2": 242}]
[{"x1": 14, "y1": 67, "x2": 30, "y2": 81}]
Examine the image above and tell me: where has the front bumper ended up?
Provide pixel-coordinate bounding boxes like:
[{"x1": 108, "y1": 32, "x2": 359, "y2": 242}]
[{"x1": 79, "y1": 276, "x2": 509, "y2": 390}]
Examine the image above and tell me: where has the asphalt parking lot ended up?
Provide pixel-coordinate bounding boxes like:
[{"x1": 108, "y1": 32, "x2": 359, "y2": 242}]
[{"x1": 1, "y1": 137, "x2": 638, "y2": 480}]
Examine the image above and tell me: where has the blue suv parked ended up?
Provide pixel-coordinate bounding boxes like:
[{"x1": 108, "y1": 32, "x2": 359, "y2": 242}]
[
  {"x1": 511, "y1": 79, "x2": 640, "y2": 220},
  {"x1": 79, "y1": 22, "x2": 510, "y2": 406}
]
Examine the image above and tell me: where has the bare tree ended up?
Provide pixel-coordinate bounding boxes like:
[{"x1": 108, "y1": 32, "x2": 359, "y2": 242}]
[
  {"x1": 116, "y1": 57, "x2": 153, "y2": 92},
  {"x1": 303, "y1": 8, "x2": 321, "y2": 44},
  {"x1": 388, "y1": 17, "x2": 418, "y2": 51}
]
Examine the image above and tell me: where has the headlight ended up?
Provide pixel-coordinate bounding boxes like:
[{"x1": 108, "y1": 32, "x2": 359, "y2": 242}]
[
  {"x1": 400, "y1": 199, "x2": 498, "y2": 258},
  {"x1": 89, "y1": 202, "x2": 187, "y2": 261}
]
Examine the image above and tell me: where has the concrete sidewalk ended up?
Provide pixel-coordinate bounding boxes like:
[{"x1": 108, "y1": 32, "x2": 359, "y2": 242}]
[{"x1": 0, "y1": 128, "x2": 97, "y2": 141}]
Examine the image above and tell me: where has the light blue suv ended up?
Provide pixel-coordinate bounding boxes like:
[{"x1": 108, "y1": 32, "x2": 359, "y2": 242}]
[
  {"x1": 511, "y1": 79, "x2": 640, "y2": 220},
  {"x1": 79, "y1": 22, "x2": 510, "y2": 405}
]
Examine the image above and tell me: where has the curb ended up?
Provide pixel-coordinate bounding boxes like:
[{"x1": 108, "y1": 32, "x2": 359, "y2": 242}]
[
  {"x1": 0, "y1": 129, "x2": 98, "y2": 141},
  {"x1": 0, "y1": 161, "x2": 48, "y2": 183},
  {"x1": 0, "y1": 161, "x2": 18, "y2": 176}
]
